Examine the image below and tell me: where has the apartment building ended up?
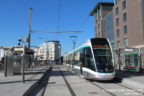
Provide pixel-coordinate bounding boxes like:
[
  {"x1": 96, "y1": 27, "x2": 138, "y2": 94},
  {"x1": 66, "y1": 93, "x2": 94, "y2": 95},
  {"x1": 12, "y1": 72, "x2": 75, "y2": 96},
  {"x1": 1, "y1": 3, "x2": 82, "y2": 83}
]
[
  {"x1": 113, "y1": 0, "x2": 144, "y2": 71},
  {"x1": 35, "y1": 41, "x2": 61, "y2": 64},
  {"x1": 90, "y1": 2, "x2": 114, "y2": 38},
  {"x1": 114, "y1": 0, "x2": 144, "y2": 48},
  {"x1": 90, "y1": 1, "x2": 144, "y2": 71},
  {"x1": 47, "y1": 41, "x2": 61, "y2": 64}
]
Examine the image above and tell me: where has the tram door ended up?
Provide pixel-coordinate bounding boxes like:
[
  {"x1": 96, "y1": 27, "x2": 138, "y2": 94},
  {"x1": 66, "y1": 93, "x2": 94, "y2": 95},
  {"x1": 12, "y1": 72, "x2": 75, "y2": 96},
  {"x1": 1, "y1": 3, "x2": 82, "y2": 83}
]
[
  {"x1": 84, "y1": 47, "x2": 95, "y2": 71},
  {"x1": 80, "y1": 49, "x2": 84, "y2": 75}
]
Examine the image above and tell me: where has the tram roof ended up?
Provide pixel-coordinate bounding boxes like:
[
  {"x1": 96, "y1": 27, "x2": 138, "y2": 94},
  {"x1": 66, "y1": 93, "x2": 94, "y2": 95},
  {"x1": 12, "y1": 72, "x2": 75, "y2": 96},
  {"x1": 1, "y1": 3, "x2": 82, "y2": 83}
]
[{"x1": 64, "y1": 38, "x2": 109, "y2": 56}]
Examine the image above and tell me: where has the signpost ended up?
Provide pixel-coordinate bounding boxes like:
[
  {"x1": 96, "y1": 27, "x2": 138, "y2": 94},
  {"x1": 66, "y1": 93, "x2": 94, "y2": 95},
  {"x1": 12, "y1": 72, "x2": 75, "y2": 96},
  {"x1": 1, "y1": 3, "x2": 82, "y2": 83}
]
[{"x1": 22, "y1": 44, "x2": 25, "y2": 83}]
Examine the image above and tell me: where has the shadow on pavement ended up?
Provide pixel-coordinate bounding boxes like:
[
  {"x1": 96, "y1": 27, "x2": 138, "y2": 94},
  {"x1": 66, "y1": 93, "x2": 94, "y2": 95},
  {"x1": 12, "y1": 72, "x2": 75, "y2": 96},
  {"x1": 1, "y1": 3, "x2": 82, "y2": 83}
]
[
  {"x1": 50, "y1": 70, "x2": 74, "y2": 77},
  {"x1": 87, "y1": 77, "x2": 122, "y2": 84},
  {"x1": 0, "y1": 79, "x2": 38, "y2": 85},
  {"x1": 115, "y1": 70, "x2": 144, "y2": 79},
  {"x1": 14, "y1": 71, "x2": 44, "y2": 76}
]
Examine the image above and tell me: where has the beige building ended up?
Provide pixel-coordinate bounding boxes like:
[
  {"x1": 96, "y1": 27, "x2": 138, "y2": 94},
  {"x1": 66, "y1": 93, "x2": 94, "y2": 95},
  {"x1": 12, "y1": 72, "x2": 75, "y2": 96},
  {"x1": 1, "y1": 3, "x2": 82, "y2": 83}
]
[
  {"x1": 114, "y1": 0, "x2": 144, "y2": 48},
  {"x1": 35, "y1": 41, "x2": 61, "y2": 64},
  {"x1": 113, "y1": 0, "x2": 144, "y2": 71}
]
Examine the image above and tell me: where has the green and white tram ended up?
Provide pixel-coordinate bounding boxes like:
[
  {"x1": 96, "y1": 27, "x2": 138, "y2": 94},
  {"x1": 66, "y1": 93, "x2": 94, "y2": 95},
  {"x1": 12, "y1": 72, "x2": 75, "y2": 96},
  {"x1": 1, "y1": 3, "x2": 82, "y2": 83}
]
[{"x1": 63, "y1": 38, "x2": 115, "y2": 80}]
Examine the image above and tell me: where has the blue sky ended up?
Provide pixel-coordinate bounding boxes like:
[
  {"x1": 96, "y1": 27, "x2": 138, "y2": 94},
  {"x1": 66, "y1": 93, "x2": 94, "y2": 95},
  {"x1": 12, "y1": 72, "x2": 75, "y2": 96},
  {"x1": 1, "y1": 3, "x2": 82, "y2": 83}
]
[{"x1": 0, "y1": 0, "x2": 114, "y2": 55}]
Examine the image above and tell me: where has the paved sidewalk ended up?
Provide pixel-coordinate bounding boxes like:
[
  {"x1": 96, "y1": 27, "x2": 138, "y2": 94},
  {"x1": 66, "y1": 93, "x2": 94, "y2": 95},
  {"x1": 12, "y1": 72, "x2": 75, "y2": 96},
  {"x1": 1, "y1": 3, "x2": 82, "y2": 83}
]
[
  {"x1": 44, "y1": 65, "x2": 112, "y2": 96},
  {"x1": 0, "y1": 66, "x2": 49, "y2": 96},
  {"x1": 44, "y1": 66, "x2": 72, "y2": 96},
  {"x1": 116, "y1": 70, "x2": 144, "y2": 89}
]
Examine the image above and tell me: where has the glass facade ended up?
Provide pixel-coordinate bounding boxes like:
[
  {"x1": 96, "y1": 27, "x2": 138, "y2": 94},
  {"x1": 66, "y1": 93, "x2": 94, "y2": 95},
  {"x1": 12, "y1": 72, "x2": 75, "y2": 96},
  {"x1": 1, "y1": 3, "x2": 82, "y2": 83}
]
[{"x1": 104, "y1": 11, "x2": 114, "y2": 48}]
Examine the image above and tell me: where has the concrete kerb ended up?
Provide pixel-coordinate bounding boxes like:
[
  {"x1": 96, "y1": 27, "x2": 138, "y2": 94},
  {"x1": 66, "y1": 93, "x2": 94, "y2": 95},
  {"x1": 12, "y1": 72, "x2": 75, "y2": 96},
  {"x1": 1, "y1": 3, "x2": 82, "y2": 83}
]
[{"x1": 121, "y1": 78, "x2": 144, "y2": 89}]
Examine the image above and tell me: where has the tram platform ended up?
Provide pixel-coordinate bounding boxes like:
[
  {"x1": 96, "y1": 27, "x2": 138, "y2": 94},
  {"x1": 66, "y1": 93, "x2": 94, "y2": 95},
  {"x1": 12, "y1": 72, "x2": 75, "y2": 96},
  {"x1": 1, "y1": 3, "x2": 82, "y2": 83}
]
[
  {"x1": 116, "y1": 70, "x2": 144, "y2": 89},
  {"x1": 0, "y1": 65, "x2": 49, "y2": 96},
  {"x1": 0, "y1": 65, "x2": 144, "y2": 96},
  {"x1": 44, "y1": 65, "x2": 144, "y2": 96},
  {"x1": 44, "y1": 65, "x2": 112, "y2": 96}
]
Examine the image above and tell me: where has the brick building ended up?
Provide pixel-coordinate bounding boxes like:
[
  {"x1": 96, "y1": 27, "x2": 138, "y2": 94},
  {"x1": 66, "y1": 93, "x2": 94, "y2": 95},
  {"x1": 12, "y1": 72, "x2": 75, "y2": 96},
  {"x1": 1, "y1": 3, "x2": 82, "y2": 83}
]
[{"x1": 90, "y1": 0, "x2": 144, "y2": 72}]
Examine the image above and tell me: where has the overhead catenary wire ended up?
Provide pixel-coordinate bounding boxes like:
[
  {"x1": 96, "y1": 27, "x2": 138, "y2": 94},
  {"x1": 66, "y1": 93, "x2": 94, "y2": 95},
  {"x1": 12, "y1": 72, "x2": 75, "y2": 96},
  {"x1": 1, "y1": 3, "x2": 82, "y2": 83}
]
[
  {"x1": 31, "y1": 30, "x2": 83, "y2": 33},
  {"x1": 53, "y1": 0, "x2": 63, "y2": 40},
  {"x1": 57, "y1": 0, "x2": 62, "y2": 31}
]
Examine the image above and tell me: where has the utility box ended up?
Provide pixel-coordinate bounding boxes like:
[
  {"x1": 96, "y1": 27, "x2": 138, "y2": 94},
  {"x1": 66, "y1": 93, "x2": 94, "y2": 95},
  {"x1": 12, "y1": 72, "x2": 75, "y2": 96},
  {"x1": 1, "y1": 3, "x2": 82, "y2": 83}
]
[{"x1": 6, "y1": 52, "x2": 14, "y2": 76}]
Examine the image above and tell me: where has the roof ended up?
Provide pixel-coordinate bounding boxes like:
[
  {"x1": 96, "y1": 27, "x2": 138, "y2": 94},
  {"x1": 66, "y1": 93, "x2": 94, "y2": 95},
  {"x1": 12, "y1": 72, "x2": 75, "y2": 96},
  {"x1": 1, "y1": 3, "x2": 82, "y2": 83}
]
[{"x1": 90, "y1": 2, "x2": 114, "y2": 16}]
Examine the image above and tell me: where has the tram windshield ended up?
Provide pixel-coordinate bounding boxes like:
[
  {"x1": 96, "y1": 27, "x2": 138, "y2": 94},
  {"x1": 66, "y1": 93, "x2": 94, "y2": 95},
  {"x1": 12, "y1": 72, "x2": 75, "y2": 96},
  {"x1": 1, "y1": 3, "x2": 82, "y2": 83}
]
[{"x1": 91, "y1": 38, "x2": 114, "y2": 73}]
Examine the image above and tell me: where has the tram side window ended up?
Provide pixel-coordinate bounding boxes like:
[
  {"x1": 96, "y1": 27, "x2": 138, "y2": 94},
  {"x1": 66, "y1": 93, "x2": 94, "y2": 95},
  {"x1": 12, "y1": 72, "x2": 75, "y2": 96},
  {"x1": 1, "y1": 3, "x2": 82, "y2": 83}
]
[
  {"x1": 74, "y1": 51, "x2": 77, "y2": 65},
  {"x1": 84, "y1": 47, "x2": 95, "y2": 71},
  {"x1": 75, "y1": 51, "x2": 80, "y2": 66}
]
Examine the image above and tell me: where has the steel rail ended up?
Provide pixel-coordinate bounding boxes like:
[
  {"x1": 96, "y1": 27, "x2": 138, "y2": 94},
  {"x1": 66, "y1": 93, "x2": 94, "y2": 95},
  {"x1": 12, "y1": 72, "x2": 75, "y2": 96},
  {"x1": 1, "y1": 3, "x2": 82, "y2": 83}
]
[
  {"x1": 59, "y1": 67, "x2": 76, "y2": 96},
  {"x1": 90, "y1": 81, "x2": 117, "y2": 96},
  {"x1": 67, "y1": 69, "x2": 117, "y2": 96}
]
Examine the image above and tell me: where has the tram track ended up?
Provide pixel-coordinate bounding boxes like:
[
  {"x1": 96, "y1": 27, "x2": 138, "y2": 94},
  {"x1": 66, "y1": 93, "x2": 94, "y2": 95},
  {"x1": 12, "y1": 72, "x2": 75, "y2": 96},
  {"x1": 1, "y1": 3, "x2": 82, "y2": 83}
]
[
  {"x1": 68, "y1": 69, "x2": 117, "y2": 96},
  {"x1": 31, "y1": 65, "x2": 143, "y2": 96},
  {"x1": 90, "y1": 81, "x2": 117, "y2": 96},
  {"x1": 67, "y1": 69, "x2": 144, "y2": 96},
  {"x1": 59, "y1": 67, "x2": 76, "y2": 96}
]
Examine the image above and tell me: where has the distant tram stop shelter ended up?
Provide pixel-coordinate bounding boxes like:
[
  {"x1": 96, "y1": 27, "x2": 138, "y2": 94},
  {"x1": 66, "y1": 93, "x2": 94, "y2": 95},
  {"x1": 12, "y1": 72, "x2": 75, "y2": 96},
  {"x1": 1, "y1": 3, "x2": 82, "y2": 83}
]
[
  {"x1": 114, "y1": 46, "x2": 144, "y2": 72},
  {"x1": 5, "y1": 46, "x2": 34, "y2": 76}
]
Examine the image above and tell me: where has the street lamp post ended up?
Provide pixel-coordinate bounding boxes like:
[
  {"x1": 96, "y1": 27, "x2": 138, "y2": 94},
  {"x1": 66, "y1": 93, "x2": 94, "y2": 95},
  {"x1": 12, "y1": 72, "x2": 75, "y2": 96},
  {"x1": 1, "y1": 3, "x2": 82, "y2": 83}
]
[
  {"x1": 28, "y1": 8, "x2": 32, "y2": 49},
  {"x1": 69, "y1": 36, "x2": 77, "y2": 69},
  {"x1": 22, "y1": 43, "x2": 25, "y2": 83},
  {"x1": 18, "y1": 36, "x2": 26, "y2": 83}
]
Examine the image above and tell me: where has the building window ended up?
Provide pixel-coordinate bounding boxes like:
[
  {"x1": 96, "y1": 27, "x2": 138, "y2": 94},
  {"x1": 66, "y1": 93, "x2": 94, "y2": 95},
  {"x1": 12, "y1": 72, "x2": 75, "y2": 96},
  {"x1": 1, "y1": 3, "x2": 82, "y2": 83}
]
[
  {"x1": 117, "y1": 29, "x2": 120, "y2": 37},
  {"x1": 123, "y1": 13, "x2": 127, "y2": 22},
  {"x1": 115, "y1": 0, "x2": 118, "y2": 4},
  {"x1": 122, "y1": 0, "x2": 126, "y2": 9},
  {"x1": 115, "y1": 0, "x2": 121, "y2": 4},
  {"x1": 95, "y1": 25, "x2": 97, "y2": 31},
  {"x1": 116, "y1": 18, "x2": 119, "y2": 25},
  {"x1": 95, "y1": 33, "x2": 97, "y2": 37},
  {"x1": 98, "y1": 24, "x2": 100, "y2": 29},
  {"x1": 124, "y1": 38, "x2": 128, "y2": 46},
  {"x1": 117, "y1": 41, "x2": 120, "y2": 48},
  {"x1": 116, "y1": 7, "x2": 119, "y2": 15},
  {"x1": 124, "y1": 25, "x2": 128, "y2": 34},
  {"x1": 98, "y1": 32, "x2": 101, "y2": 37}
]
